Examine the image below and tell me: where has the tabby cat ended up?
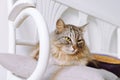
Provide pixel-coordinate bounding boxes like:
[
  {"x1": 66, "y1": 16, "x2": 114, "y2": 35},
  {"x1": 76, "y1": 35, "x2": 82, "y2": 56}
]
[{"x1": 32, "y1": 19, "x2": 93, "y2": 66}]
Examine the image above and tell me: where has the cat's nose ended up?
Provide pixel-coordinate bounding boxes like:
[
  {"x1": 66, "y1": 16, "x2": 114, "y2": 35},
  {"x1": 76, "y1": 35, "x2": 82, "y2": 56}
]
[{"x1": 72, "y1": 45, "x2": 77, "y2": 50}]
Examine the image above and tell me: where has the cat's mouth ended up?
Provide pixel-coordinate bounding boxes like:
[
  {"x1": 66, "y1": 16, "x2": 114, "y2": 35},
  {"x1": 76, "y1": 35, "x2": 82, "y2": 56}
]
[{"x1": 62, "y1": 48, "x2": 78, "y2": 55}]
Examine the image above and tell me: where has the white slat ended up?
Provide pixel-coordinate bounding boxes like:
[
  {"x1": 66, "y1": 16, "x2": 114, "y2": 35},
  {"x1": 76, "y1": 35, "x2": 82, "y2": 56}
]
[
  {"x1": 16, "y1": 39, "x2": 38, "y2": 46},
  {"x1": 48, "y1": 1, "x2": 55, "y2": 29},
  {"x1": 117, "y1": 28, "x2": 120, "y2": 58},
  {"x1": 52, "y1": 5, "x2": 68, "y2": 32}
]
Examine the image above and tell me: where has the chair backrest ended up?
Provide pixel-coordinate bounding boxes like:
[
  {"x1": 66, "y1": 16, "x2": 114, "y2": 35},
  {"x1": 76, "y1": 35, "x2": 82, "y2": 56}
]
[
  {"x1": 11, "y1": 0, "x2": 118, "y2": 57},
  {"x1": 36, "y1": 0, "x2": 118, "y2": 57}
]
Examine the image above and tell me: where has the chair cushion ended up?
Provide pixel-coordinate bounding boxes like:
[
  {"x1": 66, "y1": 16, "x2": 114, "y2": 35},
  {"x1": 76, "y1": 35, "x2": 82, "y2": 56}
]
[{"x1": 0, "y1": 54, "x2": 37, "y2": 79}]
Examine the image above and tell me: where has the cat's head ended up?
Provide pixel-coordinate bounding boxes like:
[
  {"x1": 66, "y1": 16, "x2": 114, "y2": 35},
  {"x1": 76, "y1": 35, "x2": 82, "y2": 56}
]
[{"x1": 51, "y1": 19, "x2": 88, "y2": 55}]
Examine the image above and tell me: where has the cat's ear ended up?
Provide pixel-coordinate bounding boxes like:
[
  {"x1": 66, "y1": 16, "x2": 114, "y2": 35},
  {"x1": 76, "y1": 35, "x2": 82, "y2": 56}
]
[
  {"x1": 56, "y1": 19, "x2": 65, "y2": 33},
  {"x1": 79, "y1": 23, "x2": 89, "y2": 32}
]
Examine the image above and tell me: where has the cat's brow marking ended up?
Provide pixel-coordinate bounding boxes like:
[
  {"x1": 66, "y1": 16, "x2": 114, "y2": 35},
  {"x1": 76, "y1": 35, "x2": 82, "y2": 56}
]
[
  {"x1": 72, "y1": 27, "x2": 79, "y2": 39},
  {"x1": 69, "y1": 26, "x2": 73, "y2": 37},
  {"x1": 71, "y1": 26, "x2": 76, "y2": 38}
]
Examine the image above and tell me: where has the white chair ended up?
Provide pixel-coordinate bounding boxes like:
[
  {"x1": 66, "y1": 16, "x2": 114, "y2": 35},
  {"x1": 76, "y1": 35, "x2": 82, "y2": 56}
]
[
  {"x1": 8, "y1": 0, "x2": 50, "y2": 80},
  {"x1": 4, "y1": 0, "x2": 120, "y2": 80}
]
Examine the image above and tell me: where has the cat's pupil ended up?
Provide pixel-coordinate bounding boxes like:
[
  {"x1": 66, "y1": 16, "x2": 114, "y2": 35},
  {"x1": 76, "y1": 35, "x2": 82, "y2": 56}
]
[{"x1": 64, "y1": 36, "x2": 71, "y2": 42}]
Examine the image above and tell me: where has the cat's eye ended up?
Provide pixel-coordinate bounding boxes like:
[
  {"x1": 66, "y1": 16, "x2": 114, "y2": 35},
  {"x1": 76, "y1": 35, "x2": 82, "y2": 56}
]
[
  {"x1": 64, "y1": 37, "x2": 71, "y2": 42},
  {"x1": 77, "y1": 39, "x2": 84, "y2": 44},
  {"x1": 77, "y1": 39, "x2": 85, "y2": 48}
]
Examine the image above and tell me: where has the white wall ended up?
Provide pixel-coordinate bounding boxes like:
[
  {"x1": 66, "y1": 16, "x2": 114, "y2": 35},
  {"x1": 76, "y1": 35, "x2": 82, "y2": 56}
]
[{"x1": 0, "y1": 0, "x2": 9, "y2": 80}]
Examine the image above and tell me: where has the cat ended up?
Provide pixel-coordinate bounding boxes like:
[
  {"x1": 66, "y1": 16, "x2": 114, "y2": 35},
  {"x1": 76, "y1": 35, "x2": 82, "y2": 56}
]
[
  {"x1": 32, "y1": 19, "x2": 93, "y2": 66},
  {"x1": 31, "y1": 19, "x2": 119, "y2": 80}
]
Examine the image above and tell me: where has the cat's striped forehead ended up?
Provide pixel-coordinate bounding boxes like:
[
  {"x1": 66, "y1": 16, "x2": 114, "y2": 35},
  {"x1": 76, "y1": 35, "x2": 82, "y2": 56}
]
[{"x1": 63, "y1": 25, "x2": 83, "y2": 39}]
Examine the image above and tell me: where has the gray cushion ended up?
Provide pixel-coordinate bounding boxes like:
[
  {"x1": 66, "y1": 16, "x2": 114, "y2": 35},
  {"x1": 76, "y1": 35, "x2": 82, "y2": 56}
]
[{"x1": 0, "y1": 54, "x2": 37, "y2": 79}]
